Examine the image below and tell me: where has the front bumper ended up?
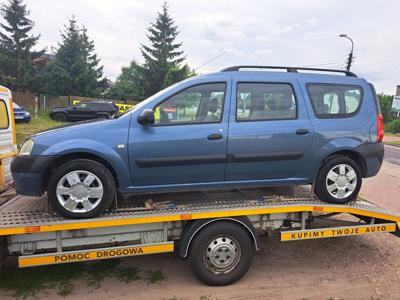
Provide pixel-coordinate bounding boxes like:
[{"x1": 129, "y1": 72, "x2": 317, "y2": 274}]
[
  {"x1": 14, "y1": 115, "x2": 31, "y2": 123},
  {"x1": 11, "y1": 156, "x2": 59, "y2": 196}
]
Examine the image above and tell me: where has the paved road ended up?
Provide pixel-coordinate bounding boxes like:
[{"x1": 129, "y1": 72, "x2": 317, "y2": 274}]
[{"x1": 384, "y1": 144, "x2": 400, "y2": 165}]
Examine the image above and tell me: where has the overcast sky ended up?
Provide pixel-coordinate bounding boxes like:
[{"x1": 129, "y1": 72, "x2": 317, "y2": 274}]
[{"x1": 2, "y1": 0, "x2": 400, "y2": 94}]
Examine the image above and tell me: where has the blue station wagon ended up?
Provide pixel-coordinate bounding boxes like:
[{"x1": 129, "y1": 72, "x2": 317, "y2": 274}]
[{"x1": 11, "y1": 66, "x2": 384, "y2": 219}]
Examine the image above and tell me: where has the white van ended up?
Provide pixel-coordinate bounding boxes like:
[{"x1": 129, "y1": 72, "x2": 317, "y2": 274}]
[{"x1": 0, "y1": 85, "x2": 17, "y2": 192}]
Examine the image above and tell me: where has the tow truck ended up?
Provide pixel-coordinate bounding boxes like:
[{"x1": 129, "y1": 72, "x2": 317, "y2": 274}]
[
  {"x1": 0, "y1": 85, "x2": 17, "y2": 194},
  {"x1": 1, "y1": 186, "x2": 399, "y2": 285}
]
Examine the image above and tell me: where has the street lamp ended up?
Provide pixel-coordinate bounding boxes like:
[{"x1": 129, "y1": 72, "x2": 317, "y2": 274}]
[{"x1": 339, "y1": 33, "x2": 354, "y2": 71}]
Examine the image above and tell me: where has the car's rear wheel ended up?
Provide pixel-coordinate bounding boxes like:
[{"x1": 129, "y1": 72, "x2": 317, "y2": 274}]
[
  {"x1": 53, "y1": 113, "x2": 67, "y2": 122},
  {"x1": 48, "y1": 159, "x2": 115, "y2": 219},
  {"x1": 315, "y1": 156, "x2": 362, "y2": 204}
]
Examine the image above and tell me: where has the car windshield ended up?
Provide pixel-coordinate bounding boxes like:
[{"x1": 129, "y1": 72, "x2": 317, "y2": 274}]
[
  {"x1": 13, "y1": 103, "x2": 21, "y2": 109},
  {"x1": 117, "y1": 81, "x2": 184, "y2": 119}
]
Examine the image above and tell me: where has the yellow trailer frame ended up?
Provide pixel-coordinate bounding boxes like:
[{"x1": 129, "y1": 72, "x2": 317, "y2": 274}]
[{"x1": 1, "y1": 187, "x2": 399, "y2": 284}]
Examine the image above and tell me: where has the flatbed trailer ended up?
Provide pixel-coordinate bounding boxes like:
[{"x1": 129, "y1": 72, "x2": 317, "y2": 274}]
[{"x1": 1, "y1": 186, "x2": 399, "y2": 285}]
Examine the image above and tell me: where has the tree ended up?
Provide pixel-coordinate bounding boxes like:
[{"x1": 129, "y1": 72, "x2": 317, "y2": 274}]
[
  {"x1": 106, "y1": 60, "x2": 145, "y2": 100},
  {"x1": 140, "y1": 2, "x2": 192, "y2": 98},
  {"x1": 378, "y1": 93, "x2": 395, "y2": 125},
  {"x1": 0, "y1": 0, "x2": 44, "y2": 91},
  {"x1": 43, "y1": 17, "x2": 106, "y2": 97}
]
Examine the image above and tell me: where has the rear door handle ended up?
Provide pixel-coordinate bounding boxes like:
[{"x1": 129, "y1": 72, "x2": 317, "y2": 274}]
[
  {"x1": 296, "y1": 129, "x2": 309, "y2": 135},
  {"x1": 207, "y1": 134, "x2": 223, "y2": 140}
]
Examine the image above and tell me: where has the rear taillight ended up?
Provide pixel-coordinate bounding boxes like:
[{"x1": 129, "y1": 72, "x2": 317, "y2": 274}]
[{"x1": 377, "y1": 113, "x2": 384, "y2": 143}]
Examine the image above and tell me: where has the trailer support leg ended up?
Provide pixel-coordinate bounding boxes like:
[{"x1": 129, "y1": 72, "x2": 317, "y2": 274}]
[
  {"x1": 301, "y1": 212, "x2": 307, "y2": 230},
  {"x1": 0, "y1": 236, "x2": 7, "y2": 270},
  {"x1": 56, "y1": 231, "x2": 62, "y2": 252}
]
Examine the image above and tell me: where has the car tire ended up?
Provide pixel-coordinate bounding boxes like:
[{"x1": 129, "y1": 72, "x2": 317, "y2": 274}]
[
  {"x1": 47, "y1": 159, "x2": 115, "y2": 219},
  {"x1": 314, "y1": 156, "x2": 362, "y2": 204},
  {"x1": 190, "y1": 221, "x2": 254, "y2": 286},
  {"x1": 53, "y1": 113, "x2": 67, "y2": 122}
]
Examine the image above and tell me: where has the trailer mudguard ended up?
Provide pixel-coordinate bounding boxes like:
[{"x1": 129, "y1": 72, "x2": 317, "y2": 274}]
[{"x1": 179, "y1": 216, "x2": 260, "y2": 258}]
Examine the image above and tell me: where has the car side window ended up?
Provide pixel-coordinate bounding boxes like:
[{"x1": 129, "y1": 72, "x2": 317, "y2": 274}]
[
  {"x1": 154, "y1": 83, "x2": 226, "y2": 125},
  {"x1": 307, "y1": 84, "x2": 363, "y2": 118},
  {"x1": 0, "y1": 100, "x2": 9, "y2": 129},
  {"x1": 236, "y1": 83, "x2": 297, "y2": 121},
  {"x1": 75, "y1": 103, "x2": 88, "y2": 109}
]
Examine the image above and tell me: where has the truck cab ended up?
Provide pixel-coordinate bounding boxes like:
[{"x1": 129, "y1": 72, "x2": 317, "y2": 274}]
[{"x1": 0, "y1": 85, "x2": 17, "y2": 193}]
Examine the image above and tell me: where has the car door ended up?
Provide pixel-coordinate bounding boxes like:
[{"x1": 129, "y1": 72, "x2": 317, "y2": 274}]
[
  {"x1": 226, "y1": 77, "x2": 314, "y2": 181},
  {"x1": 85, "y1": 103, "x2": 99, "y2": 119},
  {"x1": 67, "y1": 103, "x2": 91, "y2": 120},
  {"x1": 129, "y1": 81, "x2": 230, "y2": 191}
]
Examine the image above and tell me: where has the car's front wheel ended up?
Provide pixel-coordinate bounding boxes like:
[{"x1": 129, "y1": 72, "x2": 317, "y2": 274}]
[
  {"x1": 48, "y1": 159, "x2": 115, "y2": 219},
  {"x1": 314, "y1": 156, "x2": 362, "y2": 204}
]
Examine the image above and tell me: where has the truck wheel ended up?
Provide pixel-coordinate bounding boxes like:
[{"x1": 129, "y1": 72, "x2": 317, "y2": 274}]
[
  {"x1": 315, "y1": 156, "x2": 362, "y2": 204},
  {"x1": 48, "y1": 159, "x2": 115, "y2": 219},
  {"x1": 189, "y1": 221, "x2": 254, "y2": 286},
  {"x1": 53, "y1": 113, "x2": 67, "y2": 122}
]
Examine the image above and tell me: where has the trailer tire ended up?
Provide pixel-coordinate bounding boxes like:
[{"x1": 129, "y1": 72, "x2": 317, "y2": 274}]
[{"x1": 189, "y1": 221, "x2": 254, "y2": 286}]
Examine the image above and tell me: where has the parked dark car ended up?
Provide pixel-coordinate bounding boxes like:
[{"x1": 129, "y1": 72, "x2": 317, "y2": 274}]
[
  {"x1": 13, "y1": 103, "x2": 31, "y2": 123},
  {"x1": 49, "y1": 101, "x2": 119, "y2": 122}
]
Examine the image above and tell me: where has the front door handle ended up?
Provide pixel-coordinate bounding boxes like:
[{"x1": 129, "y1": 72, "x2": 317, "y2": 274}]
[
  {"x1": 207, "y1": 134, "x2": 223, "y2": 140},
  {"x1": 296, "y1": 129, "x2": 310, "y2": 135}
]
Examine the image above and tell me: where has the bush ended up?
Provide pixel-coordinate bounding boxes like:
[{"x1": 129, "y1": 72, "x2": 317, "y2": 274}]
[{"x1": 386, "y1": 119, "x2": 400, "y2": 133}]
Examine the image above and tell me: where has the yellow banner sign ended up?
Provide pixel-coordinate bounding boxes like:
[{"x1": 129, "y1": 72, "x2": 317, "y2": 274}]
[
  {"x1": 281, "y1": 223, "x2": 396, "y2": 241},
  {"x1": 19, "y1": 242, "x2": 174, "y2": 267},
  {"x1": 72, "y1": 100, "x2": 135, "y2": 112}
]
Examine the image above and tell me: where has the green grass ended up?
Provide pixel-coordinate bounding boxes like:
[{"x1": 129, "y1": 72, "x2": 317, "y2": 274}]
[
  {"x1": 384, "y1": 140, "x2": 400, "y2": 147},
  {"x1": 384, "y1": 132, "x2": 400, "y2": 137},
  {"x1": 15, "y1": 111, "x2": 65, "y2": 145},
  {"x1": 0, "y1": 259, "x2": 163, "y2": 299},
  {"x1": 145, "y1": 269, "x2": 166, "y2": 285},
  {"x1": 114, "y1": 265, "x2": 141, "y2": 283},
  {"x1": 0, "y1": 263, "x2": 85, "y2": 299}
]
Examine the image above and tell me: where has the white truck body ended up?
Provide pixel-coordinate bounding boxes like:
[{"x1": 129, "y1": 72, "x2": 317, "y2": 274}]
[{"x1": 0, "y1": 85, "x2": 16, "y2": 192}]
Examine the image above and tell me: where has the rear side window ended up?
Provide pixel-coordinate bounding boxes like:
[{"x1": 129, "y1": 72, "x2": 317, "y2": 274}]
[
  {"x1": 307, "y1": 84, "x2": 363, "y2": 118},
  {"x1": 236, "y1": 83, "x2": 297, "y2": 121},
  {"x1": 0, "y1": 100, "x2": 9, "y2": 129}
]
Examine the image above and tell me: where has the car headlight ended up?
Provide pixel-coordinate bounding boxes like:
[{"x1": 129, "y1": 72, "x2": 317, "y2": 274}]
[{"x1": 19, "y1": 139, "x2": 34, "y2": 156}]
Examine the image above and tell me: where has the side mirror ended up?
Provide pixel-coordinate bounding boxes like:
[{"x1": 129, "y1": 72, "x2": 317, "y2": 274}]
[{"x1": 138, "y1": 109, "x2": 155, "y2": 125}]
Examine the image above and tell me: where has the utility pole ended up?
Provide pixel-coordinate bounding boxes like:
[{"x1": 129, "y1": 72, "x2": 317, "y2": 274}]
[{"x1": 339, "y1": 34, "x2": 354, "y2": 71}]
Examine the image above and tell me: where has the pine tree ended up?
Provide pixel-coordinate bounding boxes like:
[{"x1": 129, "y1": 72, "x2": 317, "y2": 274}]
[
  {"x1": 43, "y1": 17, "x2": 106, "y2": 97},
  {"x1": 0, "y1": 0, "x2": 44, "y2": 90},
  {"x1": 140, "y1": 2, "x2": 191, "y2": 97},
  {"x1": 106, "y1": 60, "x2": 146, "y2": 100}
]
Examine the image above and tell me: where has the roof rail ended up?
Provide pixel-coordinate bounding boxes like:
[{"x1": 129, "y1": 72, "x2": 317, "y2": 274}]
[{"x1": 220, "y1": 65, "x2": 357, "y2": 77}]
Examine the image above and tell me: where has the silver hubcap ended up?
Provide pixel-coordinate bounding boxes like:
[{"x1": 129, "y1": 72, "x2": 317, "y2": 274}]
[
  {"x1": 326, "y1": 164, "x2": 357, "y2": 199},
  {"x1": 56, "y1": 170, "x2": 103, "y2": 213},
  {"x1": 203, "y1": 236, "x2": 241, "y2": 274}
]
